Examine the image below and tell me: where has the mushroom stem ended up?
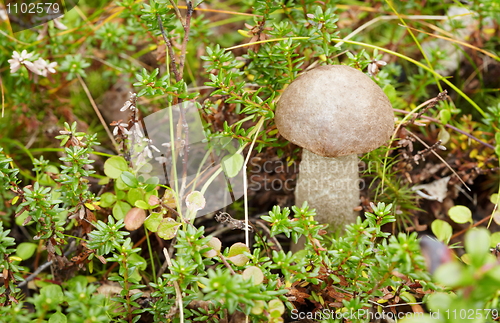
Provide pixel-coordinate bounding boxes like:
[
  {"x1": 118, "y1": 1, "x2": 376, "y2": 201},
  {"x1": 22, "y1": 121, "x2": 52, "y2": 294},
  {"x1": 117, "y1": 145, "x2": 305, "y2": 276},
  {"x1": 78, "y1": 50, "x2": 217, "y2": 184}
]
[{"x1": 292, "y1": 149, "x2": 359, "y2": 252}]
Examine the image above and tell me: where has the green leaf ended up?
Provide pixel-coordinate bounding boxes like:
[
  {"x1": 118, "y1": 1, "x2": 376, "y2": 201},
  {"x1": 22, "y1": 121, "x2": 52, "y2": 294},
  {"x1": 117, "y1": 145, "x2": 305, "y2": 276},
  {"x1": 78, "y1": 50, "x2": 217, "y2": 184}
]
[
  {"x1": 221, "y1": 153, "x2": 244, "y2": 178},
  {"x1": 157, "y1": 218, "x2": 181, "y2": 240},
  {"x1": 100, "y1": 192, "x2": 117, "y2": 208},
  {"x1": 465, "y1": 228, "x2": 490, "y2": 265},
  {"x1": 15, "y1": 211, "x2": 31, "y2": 226},
  {"x1": 127, "y1": 188, "x2": 144, "y2": 206},
  {"x1": 48, "y1": 311, "x2": 67, "y2": 323},
  {"x1": 135, "y1": 200, "x2": 150, "y2": 210},
  {"x1": 144, "y1": 212, "x2": 163, "y2": 232},
  {"x1": 439, "y1": 109, "x2": 451, "y2": 124},
  {"x1": 433, "y1": 262, "x2": 465, "y2": 288},
  {"x1": 16, "y1": 242, "x2": 38, "y2": 260},
  {"x1": 250, "y1": 300, "x2": 265, "y2": 315},
  {"x1": 202, "y1": 237, "x2": 221, "y2": 258},
  {"x1": 40, "y1": 285, "x2": 64, "y2": 309},
  {"x1": 268, "y1": 299, "x2": 285, "y2": 315},
  {"x1": 185, "y1": 191, "x2": 206, "y2": 213},
  {"x1": 448, "y1": 205, "x2": 472, "y2": 224},
  {"x1": 242, "y1": 266, "x2": 264, "y2": 285},
  {"x1": 116, "y1": 175, "x2": 129, "y2": 191},
  {"x1": 113, "y1": 201, "x2": 132, "y2": 220},
  {"x1": 382, "y1": 84, "x2": 396, "y2": 101},
  {"x1": 227, "y1": 242, "x2": 250, "y2": 266},
  {"x1": 431, "y1": 220, "x2": 452, "y2": 244},
  {"x1": 104, "y1": 156, "x2": 128, "y2": 179},
  {"x1": 490, "y1": 232, "x2": 500, "y2": 248},
  {"x1": 121, "y1": 171, "x2": 139, "y2": 188},
  {"x1": 128, "y1": 253, "x2": 147, "y2": 271}
]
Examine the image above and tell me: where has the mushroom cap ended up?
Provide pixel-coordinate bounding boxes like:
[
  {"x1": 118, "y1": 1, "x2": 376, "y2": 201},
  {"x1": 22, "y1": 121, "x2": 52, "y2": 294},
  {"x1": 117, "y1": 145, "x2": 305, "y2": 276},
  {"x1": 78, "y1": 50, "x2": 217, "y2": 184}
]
[{"x1": 275, "y1": 65, "x2": 394, "y2": 157}]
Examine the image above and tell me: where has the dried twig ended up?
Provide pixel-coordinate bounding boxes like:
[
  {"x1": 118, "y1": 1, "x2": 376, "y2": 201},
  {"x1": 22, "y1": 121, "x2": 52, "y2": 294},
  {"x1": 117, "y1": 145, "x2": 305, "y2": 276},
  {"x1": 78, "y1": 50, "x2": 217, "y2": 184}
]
[
  {"x1": 178, "y1": 1, "x2": 193, "y2": 80},
  {"x1": 157, "y1": 14, "x2": 180, "y2": 81},
  {"x1": 403, "y1": 90, "x2": 448, "y2": 126},
  {"x1": 406, "y1": 129, "x2": 470, "y2": 190},
  {"x1": 18, "y1": 240, "x2": 76, "y2": 288},
  {"x1": 168, "y1": 0, "x2": 185, "y2": 27},
  {"x1": 393, "y1": 108, "x2": 495, "y2": 150}
]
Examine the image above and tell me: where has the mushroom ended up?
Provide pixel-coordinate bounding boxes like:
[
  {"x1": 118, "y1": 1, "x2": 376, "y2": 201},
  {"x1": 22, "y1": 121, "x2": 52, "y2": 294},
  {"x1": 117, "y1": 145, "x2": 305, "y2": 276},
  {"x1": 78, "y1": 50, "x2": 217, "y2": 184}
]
[{"x1": 274, "y1": 65, "x2": 394, "y2": 251}]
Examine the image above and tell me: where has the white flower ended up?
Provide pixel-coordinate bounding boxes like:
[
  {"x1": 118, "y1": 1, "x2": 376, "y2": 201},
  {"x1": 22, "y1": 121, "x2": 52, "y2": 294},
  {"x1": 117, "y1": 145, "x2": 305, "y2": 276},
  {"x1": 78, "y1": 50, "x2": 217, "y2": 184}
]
[
  {"x1": 155, "y1": 156, "x2": 168, "y2": 164},
  {"x1": 143, "y1": 146, "x2": 153, "y2": 159},
  {"x1": 8, "y1": 50, "x2": 41, "y2": 74},
  {"x1": 367, "y1": 60, "x2": 387, "y2": 77},
  {"x1": 134, "y1": 123, "x2": 144, "y2": 138},
  {"x1": 120, "y1": 93, "x2": 138, "y2": 112},
  {"x1": 113, "y1": 123, "x2": 130, "y2": 136},
  {"x1": 120, "y1": 100, "x2": 133, "y2": 112},
  {"x1": 34, "y1": 58, "x2": 57, "y2": 77},
  {"x1": 162, "y1": 142, "x2": 171, "y2": 148},
  {"x1": 53, "y1": 17, "x2": 68, "y2": 30},
  {"x1": 143, "y1": 138, "x2": 160, "y2": 153}
]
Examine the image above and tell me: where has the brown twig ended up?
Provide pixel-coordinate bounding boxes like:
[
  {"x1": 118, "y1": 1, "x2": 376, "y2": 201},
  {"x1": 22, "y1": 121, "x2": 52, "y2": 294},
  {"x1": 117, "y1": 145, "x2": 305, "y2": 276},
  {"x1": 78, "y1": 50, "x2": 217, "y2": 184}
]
[
  {"x1": 393, "y1": 108, "x2": 495, "y2": 150},
  {"x1": 178, "y1": 0, "x2": 193, "y2": 80},
  {"x1": 157, "y1": 14, "x2": 180, "y2": 81},
  {"x1": 405, "y1": 129, "x2": 470, "y2": 190},
  {"x1": 168, "y1": 0, "x2": 185, "y2": 27},
  {"x1": 450, "y1": 214, "x2": 492, "y2": 240},
  {"x1": 403, "y1": 90, "x2": 448, "y2": 127}
]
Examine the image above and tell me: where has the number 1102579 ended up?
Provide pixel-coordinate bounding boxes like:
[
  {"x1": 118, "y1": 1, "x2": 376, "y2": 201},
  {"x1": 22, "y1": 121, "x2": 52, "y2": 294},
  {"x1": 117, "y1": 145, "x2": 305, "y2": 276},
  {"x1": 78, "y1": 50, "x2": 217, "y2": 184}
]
[{"x1": 6, "y1": 2, "x2": 60, "y2": 14}]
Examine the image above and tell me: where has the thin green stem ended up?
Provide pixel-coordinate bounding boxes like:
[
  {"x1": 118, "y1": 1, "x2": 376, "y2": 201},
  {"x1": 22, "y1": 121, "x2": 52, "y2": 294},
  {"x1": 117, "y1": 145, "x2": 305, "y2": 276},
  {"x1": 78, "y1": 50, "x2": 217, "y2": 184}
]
[{"x1": 144, "y1": 226, "x2": 156, "y2": 282}]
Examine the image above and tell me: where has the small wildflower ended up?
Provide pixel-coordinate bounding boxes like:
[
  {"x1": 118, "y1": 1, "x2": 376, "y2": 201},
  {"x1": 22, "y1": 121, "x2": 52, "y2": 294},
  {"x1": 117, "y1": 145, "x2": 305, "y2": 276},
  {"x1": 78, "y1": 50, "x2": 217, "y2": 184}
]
[
  {"x1": 120, "y1": 93, "x2": 138, "y2": 112},
  {"x1": 34, "y1": 58, "x2": 57, "y2": 77},
  {"x1": 8, "y1": 50, "x2": 41, "y2": 75},
  {"x1": 155, "y1": 156, "x2": 168, "y2": 164},
  {"x1": 134, "y1": 123, "x2": 144, "y2": 138},
  {"x1": 162, "y1": 142, "x2": 171, "y2": 148},
  {"x1": 367, "y1": 60, "x2": 387, "y2": 77},
  {"x1": 120, "y1": 101, "x2": 133, "y2": 112},
  {"x1": 143, "y1": 138, "x2": 160, "y2": 154},
  {"x1": 111, "y1": 121, "x2": 130, "y2": 136}
]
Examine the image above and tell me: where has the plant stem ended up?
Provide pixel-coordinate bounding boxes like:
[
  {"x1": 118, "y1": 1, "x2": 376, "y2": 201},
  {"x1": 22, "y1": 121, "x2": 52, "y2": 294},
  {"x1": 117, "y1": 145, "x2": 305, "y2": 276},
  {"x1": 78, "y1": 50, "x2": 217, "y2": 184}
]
[
  {"x1": 145, "y1": 226, "x2": 156, "y2": 282},
  {"x1": 157, "y1": 14, "x2": 180, "y2": 82},
  {"x1": 178, "y1": 0, "x2": 193, "y2": 80}
]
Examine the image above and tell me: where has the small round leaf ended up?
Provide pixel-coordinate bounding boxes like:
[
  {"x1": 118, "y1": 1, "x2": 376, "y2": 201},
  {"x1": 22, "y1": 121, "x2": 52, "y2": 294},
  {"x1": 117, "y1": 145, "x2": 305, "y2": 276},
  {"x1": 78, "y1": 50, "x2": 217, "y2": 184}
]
[
  {"x1": 104, "y1": 156, "x2": 128, "y2": 179},
  {"x1": 221, "y1": 153, "x2": 244, "y2": 178},
  {"x1": 124, "y1": 208, "x2": 146, "y2": 231},
  {"x1": 242, "y1": 266, "x2": 264, "y2": 285},
  {"x1": 112, "y1": 201, "x2": 132, "y2": 220},
  {"x1": 186, "y1": 191, "x2": 206, "y2": 213},
  {"x1": 448, "y1": 205, "x2": 472, "y2": 224},
  {"x1": 157, "y1": 218, "x2": 181, "y2": 240},
  {"x1": 431, "y1": 220, "x2": 452, "y2": 243}
]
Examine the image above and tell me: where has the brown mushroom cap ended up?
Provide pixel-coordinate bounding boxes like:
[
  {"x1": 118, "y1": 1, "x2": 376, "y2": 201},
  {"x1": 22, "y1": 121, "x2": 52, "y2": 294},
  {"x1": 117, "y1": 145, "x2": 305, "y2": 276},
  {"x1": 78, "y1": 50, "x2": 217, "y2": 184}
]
[{"x1": 275, "y1": 65, "x2": 394, "y2": 157}]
